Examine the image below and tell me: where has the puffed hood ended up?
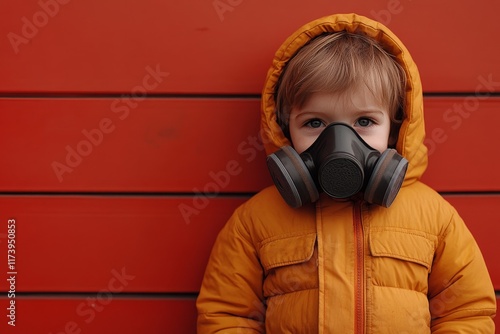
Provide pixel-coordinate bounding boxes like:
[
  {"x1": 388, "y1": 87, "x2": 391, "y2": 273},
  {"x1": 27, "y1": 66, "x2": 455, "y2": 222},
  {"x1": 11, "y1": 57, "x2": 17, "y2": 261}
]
[{"x1": 260, "y1": 13, "x2": 427, "y2": 185}]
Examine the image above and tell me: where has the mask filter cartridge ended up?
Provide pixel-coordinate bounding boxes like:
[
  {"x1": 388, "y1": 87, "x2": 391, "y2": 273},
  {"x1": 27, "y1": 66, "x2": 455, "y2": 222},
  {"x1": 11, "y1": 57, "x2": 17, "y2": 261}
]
[{"x1": 267, "y1": 123, "x2": 408, "y2": 208}]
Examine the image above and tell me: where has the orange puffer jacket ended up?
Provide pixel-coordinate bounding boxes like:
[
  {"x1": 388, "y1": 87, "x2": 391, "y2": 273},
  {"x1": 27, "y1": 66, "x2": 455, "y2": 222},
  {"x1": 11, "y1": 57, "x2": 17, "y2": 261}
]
[{"x1": 197, "y1": 13, "x2": 497, "y2": 333}]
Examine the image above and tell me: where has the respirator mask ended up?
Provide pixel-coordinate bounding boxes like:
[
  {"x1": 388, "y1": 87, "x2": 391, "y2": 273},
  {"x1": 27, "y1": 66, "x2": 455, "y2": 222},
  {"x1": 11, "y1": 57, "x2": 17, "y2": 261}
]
[{"x1": 267, "y1": 123, "x2": 408, "y2": 208}]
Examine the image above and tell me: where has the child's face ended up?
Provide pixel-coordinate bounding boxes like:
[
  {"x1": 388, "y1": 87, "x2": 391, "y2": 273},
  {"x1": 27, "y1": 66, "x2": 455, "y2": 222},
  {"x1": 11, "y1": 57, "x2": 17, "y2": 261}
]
[{"x1": 289, "y1": 84, "x2": 392, "y2": 154}]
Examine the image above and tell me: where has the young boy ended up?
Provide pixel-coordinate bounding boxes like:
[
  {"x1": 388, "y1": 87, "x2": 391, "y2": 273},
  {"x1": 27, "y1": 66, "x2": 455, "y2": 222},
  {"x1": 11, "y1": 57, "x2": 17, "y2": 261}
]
[{"x1": 196, "y1": 13, "x2": 496, "y2": 333}]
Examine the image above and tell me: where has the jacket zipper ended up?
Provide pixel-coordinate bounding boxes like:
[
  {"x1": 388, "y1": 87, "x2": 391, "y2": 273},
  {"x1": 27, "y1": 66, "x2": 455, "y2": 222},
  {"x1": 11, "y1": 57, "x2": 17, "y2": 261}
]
[{"x1": 353, "y1": 201, "x2": 365, "y2": 333}]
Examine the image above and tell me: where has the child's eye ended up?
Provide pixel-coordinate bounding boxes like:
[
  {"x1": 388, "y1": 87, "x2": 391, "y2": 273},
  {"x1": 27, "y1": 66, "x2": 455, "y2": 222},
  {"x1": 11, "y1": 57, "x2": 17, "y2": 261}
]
[
  {"x1": 305, "y1": 119, "x2": 324, "y2": 128},
  {"x1": 356, "y1": 118, "x2": 373, "y2": 127}
]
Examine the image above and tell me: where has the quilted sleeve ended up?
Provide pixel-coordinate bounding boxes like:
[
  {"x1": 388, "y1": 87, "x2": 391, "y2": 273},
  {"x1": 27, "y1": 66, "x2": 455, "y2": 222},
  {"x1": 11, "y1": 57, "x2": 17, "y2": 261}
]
[
  {"x1": 196, "y1": 207, "x2": 265, "y2": 333},
  {"x1": 428, "y1": 209, "x2": 496, "y2": 333}
]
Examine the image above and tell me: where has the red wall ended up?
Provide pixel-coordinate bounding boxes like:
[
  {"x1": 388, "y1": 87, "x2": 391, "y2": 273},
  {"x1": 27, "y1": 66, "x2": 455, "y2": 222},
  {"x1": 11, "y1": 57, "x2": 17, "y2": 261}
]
[{"x1": 0, "y1": 0, "x2": 499, "y2": 332}]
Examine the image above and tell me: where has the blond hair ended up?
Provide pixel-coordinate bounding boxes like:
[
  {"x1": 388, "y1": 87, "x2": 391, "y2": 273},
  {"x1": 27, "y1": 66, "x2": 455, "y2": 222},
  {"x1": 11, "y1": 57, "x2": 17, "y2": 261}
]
[{"x1": 275, "y1": 31, "x2": 407, "y2": 143}]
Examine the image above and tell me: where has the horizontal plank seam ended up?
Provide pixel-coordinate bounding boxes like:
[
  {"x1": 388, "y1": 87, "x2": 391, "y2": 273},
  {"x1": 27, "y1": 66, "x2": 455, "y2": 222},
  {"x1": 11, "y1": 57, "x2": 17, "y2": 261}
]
[
  {"x1": 0, "y1": 192, "x2": 258, "y2": 198},
  {"x1": 424, "y1": 92, "x2": 500, "y2": 98},
  {"x1": 1, "y1": 191, "x2": 500, "y2": 197},
  {"x1": 0, "y1": 292, "x2": 198, "y2": 300},
  {"x1": 438, "y1": 191, "x2": 500, "y2": 196},
  {"x1": 0, "y1": 93, "x2": 262, "y2": 99},
  {"x1": 0, "y1": 92, "x2": 500, "y2": 99}
]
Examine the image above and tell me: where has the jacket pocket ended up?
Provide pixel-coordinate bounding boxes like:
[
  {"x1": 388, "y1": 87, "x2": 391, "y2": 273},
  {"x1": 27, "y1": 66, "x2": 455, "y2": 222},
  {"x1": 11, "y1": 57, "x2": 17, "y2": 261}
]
[
  {"x1": 370, "y1": 227, "x2": 436, "y2": 269},
  {"x1": 258, "y1": 232, "x2": 318, "y2": 298},
  {"x1": 369, "y1": 227, "x2": 437, "y2": 292}
]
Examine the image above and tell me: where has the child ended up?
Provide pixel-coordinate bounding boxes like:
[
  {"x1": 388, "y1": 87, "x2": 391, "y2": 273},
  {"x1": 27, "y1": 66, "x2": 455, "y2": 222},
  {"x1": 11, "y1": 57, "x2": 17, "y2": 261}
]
[{"x1": 196, "y1": 13, "x2": 496, "y2": 333}]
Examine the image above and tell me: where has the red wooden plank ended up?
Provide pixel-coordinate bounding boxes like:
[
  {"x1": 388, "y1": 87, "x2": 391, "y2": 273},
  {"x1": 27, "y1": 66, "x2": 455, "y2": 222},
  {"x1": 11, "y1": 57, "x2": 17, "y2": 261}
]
[
  {"x1": 1, "y1": 97, "x2": 499, "y2": 193},
  {"x1": 0, "y1": 195, "x2": 498, "y2": 293},
  {"x1": 0, "y1": 297, "x2": 196, "y2": 333},
  {"x1": 0, "y1": 196, "x2": 242, "y2": 293},
  {"x1": 0, "y1": 0, "x2": 499, "y2": 94},
  {"x1": 421, "y1": 97, "x2": 500, "y2": 191},
  {"x1": 0, "y1": 98, "x2": 272, "y2": 193}
]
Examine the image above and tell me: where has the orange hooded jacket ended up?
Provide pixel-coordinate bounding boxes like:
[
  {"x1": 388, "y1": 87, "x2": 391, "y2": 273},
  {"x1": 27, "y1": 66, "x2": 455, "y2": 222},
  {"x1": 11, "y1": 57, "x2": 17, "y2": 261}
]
[{"x1": 197, "y1": 13, "x2": 496, "y2": 333}]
